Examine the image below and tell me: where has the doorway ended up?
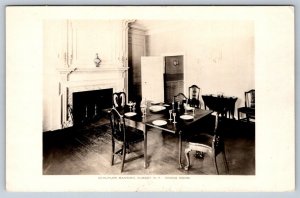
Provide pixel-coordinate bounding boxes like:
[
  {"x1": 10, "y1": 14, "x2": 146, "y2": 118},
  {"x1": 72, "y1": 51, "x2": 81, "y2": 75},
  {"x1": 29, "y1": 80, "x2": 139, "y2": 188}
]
[
  {"x1": 138, "y1": 55, "x2": 184, "y2": 103},
  {"x1": 164, "y1": 55, "x2": 184, "y2": 103}
]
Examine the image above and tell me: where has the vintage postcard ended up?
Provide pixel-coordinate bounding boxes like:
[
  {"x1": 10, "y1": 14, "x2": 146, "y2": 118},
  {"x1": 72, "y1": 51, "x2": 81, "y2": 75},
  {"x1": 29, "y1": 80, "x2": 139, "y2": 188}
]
[{"x1": 6, "y1": 6, "x2": 294, "y2": 192}]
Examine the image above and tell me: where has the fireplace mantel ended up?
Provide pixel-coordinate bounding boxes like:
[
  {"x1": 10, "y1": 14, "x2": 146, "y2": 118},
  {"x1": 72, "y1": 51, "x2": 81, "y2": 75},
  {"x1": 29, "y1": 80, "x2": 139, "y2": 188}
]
[
  {"x1": 57, "y1": 67, "x2": 129, "y2": 82},
  {"x1": 57, "y1": 67, "x2": 129, "y2": 73},
  {"x1": 57, "y1": 66, "x2": 129, "y2": 128},
  {"x1": 43, "y1": 20, "x2": 134, "y2": 131}
]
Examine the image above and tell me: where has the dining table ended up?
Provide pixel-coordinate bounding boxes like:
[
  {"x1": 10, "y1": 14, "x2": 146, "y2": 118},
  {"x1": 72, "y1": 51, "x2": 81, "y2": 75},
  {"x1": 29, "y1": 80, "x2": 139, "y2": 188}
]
[{"x1": 106, "y1": 102, "x2": 213, "y2": 169}]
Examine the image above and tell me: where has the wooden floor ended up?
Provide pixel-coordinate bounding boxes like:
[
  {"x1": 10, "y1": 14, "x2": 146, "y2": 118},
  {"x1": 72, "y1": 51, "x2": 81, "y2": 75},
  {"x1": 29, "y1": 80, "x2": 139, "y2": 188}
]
[{"x1": 43, "y1": 116, "x2": 255, "y2": 175}]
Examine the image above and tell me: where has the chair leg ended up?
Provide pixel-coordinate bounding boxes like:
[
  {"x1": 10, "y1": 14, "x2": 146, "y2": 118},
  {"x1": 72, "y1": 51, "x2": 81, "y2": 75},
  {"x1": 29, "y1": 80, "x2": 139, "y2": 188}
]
[
  {"x1": 120, "y1": 144, "x2": 126, "y2": 173},
  {"x1": 222, "y1": 151, "x2": 229, "y2": 174},
  {"x1": 126, "y1": 144, "x2": 131, "y2": 154},
  {"x1": 213, "y1": 154, "x2": 219, "y2": 175},
  {"x1": 184, "y1": 147, "x2": 192, "y2": 170},
  {"x1": 111, "y1": 140, "x2": 115, "y2": 166},
  {"x1": 238, "y1": 110, "x2": 240, "y2": 120}
]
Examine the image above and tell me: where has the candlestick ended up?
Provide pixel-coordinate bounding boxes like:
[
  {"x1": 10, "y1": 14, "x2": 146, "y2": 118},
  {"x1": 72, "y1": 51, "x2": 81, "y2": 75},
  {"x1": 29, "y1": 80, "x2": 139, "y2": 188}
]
[
  {"x1": 172, "y1": 112, "x2": 177, "y2": 124},
  {"x1": 169, "y1": 110, "x2": 173, "y2": 121}
]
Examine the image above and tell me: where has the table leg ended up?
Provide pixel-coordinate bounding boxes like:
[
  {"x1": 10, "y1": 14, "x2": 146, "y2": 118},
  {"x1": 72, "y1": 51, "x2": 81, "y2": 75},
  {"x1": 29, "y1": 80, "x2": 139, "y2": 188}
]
[
  {"x1": 143, "y1": 124, "x2": 148, "y2": 168},
  {"x1": 230, "y1": 109, "x2": 234, "y2": 119},
  {"x1": 178, "y1": 131, "x2": 183, "y2": 169}
]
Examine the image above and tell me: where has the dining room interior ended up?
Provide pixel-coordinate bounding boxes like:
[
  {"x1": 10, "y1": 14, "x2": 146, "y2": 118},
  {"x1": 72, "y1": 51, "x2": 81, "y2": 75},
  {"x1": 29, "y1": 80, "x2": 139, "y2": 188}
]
[{"x1": 42, "y1": 19, "x2": 255, "y2": 175}]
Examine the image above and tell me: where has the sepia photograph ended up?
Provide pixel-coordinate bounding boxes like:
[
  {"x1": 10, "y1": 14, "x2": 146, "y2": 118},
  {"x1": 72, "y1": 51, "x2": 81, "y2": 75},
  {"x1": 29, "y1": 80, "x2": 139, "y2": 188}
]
[
  {"x1": 42, "y1": 19, "x2": 255, "y2": 176},
  {"x1": 6, "y1": 6, "x2": 294, "y2": 192}
]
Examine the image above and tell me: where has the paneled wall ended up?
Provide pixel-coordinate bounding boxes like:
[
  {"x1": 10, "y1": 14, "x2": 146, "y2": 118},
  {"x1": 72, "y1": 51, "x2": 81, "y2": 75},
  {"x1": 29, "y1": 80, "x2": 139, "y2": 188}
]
[{"x1": 43, "y1": 20, "x2": 129, "y2": 131}]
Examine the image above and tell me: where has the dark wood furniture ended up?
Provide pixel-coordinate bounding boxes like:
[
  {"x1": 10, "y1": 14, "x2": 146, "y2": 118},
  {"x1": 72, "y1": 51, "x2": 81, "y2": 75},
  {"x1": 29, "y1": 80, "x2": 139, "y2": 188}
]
[
  {"x1": 112, "y1": 92, "x2": 126, "y2": 109},
  {"x1": 238, "y1": 89, "x2": 255, "y2": 122},
  {"x1": 109, "y1": 107, "x2": 144, "y2": 172},
  {"x1": 173, "y1": 93, "x2": 188, "y2": 110},
  {"x1": 202, "y1": 95, "x2": 237, "y2": 119},
  {"x1": 184, "y1": 99, "x2": 229, "y2": 174},
  {"x1": 188, "y1": 85, "x2": 201, "y2": 108},
  {"x1": 173, "y1": 92, "x2": 188, "y2": 102},
  {"x1": 145, "y1": 107, "x2": 212, "y2": 168},
  {"x1": 106, "y1": 104, "x2": 212, "y2": 169}
]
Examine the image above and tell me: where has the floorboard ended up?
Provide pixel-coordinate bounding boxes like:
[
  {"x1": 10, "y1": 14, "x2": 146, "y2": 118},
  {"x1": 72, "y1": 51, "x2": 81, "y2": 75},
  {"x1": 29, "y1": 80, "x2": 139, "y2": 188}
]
[{"x1": 43, "y1": 116, "x2": 255, "y2": 175}]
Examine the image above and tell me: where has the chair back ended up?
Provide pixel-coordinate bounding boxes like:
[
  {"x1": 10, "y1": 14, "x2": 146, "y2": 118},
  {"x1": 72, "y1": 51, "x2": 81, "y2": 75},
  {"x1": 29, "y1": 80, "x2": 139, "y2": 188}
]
[
  {"x1": 173, "y1": 93, "x2": 188, "y2": 103},
  {"x1": 188, "y1": 85, "x2": 200, "y2": 108},
  {"x1": 109, "y1": 107, "x2": 126, "y2": 142},
  {"x1": 245, "y1": 89, "x2": 255, "y2": 108},
  {"x1": 173, "y1": 93, "x2": 188, "y2": 110},
  {"x1": 113, "y1": 92, "x2": 126, "y2": 108}
]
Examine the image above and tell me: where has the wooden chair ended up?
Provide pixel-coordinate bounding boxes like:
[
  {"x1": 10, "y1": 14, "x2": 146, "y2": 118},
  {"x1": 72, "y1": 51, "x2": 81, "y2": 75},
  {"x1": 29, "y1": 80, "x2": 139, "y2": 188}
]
[
  {"x1": 173, "y1": 93, "x2": 188, "y2": 109},
  {"x1": 109, "y1": 107, "x2": 144, "y2": 172},
  {"x1": 112, "y1": 92, "x2": 126, "y2": 109},
  {"x1": 188, "y1": 85, "x2": 201, "y2": 108},
  {"x1": 238, "y1": 89, "x2": 255, "y2": 122},
  {"x1": 184, "y1": 102, "x2": 229, "y2": 174}
]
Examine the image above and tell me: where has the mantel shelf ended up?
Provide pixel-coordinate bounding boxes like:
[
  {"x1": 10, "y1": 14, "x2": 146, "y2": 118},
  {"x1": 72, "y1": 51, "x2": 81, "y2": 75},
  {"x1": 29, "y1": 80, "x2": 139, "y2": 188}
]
[{"x1": 57, "y1": 67, "x2": 129, "y2": 74}]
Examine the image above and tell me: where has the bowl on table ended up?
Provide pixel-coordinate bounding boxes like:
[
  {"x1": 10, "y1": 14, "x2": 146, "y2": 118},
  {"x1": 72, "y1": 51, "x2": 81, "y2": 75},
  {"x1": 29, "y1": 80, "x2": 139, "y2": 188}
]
[{"x1": 149, "y1": 105, "x2": 166, "y2": 113}]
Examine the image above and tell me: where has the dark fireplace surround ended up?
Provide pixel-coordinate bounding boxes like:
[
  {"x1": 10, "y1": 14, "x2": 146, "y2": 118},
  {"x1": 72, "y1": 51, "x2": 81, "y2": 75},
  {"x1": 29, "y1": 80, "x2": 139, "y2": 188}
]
[{"x1": 72, "y1": 88, "x2": 113, "y2": 126}]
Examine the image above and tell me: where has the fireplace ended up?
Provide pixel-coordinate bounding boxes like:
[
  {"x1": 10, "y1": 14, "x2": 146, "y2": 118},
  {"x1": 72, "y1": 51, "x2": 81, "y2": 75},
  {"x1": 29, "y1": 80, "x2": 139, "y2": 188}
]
[
  {"x1": 57, "y1": 67, "x2": 128, "y2": 129},
  {"x1": 72, "y1": 88, "x2": 113, "y2": 126}
]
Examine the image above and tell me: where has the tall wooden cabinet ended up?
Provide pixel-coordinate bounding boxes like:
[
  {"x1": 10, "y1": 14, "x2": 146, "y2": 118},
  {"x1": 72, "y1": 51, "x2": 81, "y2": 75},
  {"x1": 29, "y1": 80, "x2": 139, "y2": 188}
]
[
  {"x1": 128, "y1": 24, "x2": 184, "y2": 103},
  {"x1": 128, "y1": 25, "x2": 146, "y2": 101}
]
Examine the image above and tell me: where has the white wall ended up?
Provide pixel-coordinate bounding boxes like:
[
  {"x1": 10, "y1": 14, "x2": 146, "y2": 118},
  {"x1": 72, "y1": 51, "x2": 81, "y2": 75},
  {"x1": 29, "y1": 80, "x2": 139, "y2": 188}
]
[
  {"x1": 43, "y1": 21, "x2": 63, "y2": 131},
  {"x1": 146, "y1": 21, "x2": 254, "y2": 116}
]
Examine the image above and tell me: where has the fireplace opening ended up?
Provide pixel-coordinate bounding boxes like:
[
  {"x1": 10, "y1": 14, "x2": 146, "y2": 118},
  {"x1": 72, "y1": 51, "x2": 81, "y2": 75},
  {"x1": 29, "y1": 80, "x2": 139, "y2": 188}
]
[{"x1": 72, "y1": 88, "x2": 113, "y2": 126}]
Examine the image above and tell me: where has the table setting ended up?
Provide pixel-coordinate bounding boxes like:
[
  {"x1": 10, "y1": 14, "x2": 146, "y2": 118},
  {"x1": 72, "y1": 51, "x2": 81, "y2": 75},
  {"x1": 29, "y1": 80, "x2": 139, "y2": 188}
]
[
  {"x1": 118, "y1": 98, "x2": 213, "y2": 169},
  {"x1": 150, "y1": 100, "x2": 196, "y2": 127}
]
